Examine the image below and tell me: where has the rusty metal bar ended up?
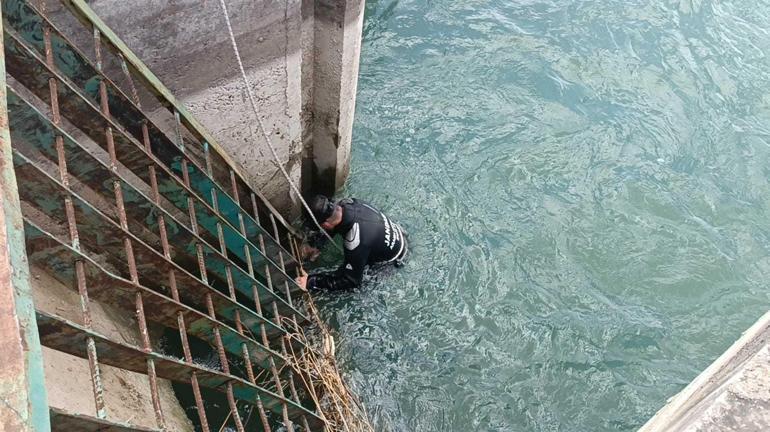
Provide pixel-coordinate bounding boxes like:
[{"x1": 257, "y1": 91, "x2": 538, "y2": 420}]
[
  {"x1": 0, "y1": 6, "x2": 302, "y2": 291},
  {"x1": 268, "y1": 215, "x2": 315, "y2": 430},
  {"x1": 230, "y1": 176, "x2": 298, "y2": 430},
  {"x1": 211, "y1": 160, "x2": 300, "y2": 431},
  {"x1": 34, "y1": 310, "x2": 324, "y2": 427},
  {"x1": 22, "y1": 221, "x2": 284, "y2": 370},
  {"x1": 256, "y1": 222, "x2": 303, "y2": 429},
  {"x1": 181, "y1": 126, "x2": 242, "y2": 432},
  {"x1": 5, "y1": 86, "x2": 306, "y2": 323},
  {"x1": 36, "y1": 0, "x2": 107, "y2": 418},
  {"x1": 229, "y1": 175, "x2": 278, "y2": 432},
  {"x1": 118, "y1": 53, "x2": 213, "y2": 432},
  {"x1": 59, "y1": 0, "x2": 301, "y2": 239},
  {"x1": 0, "y1": 6, "x2": 49, "y2": 429},
  {"x1": 92, "y1": 26, "x2": 166, "y2": 429}
]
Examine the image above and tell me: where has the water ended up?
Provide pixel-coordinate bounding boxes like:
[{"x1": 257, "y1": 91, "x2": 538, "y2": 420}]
[{"x1": 312, "y1": 1, "x2": 770, "y2": 430}]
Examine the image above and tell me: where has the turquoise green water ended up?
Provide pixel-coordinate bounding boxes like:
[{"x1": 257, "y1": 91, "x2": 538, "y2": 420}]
[{"x1": 314, "y1": 1, "x2": 770, "y2": 430}]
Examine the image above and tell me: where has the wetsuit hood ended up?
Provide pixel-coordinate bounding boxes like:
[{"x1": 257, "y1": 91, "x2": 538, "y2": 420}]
[{"x1": 331, "y1": 199, "x2": 356, "y2": 234}]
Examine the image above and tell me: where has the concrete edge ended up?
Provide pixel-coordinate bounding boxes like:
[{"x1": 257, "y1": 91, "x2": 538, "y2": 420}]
[{"x1": 640, "y1": 309, "x2": 770, "y2": 432}]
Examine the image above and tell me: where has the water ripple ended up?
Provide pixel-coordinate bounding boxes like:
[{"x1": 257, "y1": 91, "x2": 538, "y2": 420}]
[{"x1": 315, "y1": 0, "x2": 770, "y2": 430}]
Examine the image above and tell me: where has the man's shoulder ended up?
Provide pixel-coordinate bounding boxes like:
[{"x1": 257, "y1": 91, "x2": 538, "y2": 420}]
[{"x1": 343, "y1": 222, "x2": 361, "y2": 250}]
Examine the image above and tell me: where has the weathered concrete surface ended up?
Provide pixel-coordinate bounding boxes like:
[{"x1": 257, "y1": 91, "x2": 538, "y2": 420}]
[
  {"x1": 641, "y1": 310, "x2": 770, "y2": 432},
  {"x1": 73, "y1": 0, "x2": 365, "y2": 215},
  {"x1": 31, "y1": 264, "x2": 194, "y2": 431}
]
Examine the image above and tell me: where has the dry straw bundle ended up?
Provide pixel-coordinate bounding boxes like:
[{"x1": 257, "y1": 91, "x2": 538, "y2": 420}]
[
  {"x1": 281, "y1": 297, "x2": 375, "y2": 432},
  {"x1": 284, "y1": 239, "x2": 374, "y2": 432}
]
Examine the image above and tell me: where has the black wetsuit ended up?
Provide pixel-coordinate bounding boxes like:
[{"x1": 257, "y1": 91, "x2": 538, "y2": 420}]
[{"x1": 308, "y1": 199, "x2": 407, "y2": 291}]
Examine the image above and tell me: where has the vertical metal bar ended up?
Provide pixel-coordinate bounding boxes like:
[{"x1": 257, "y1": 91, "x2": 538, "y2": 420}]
[
  {"x1": 205, "y1": 296, "x2": 244, "y2": 432},
  {"x1": 269, "y1": 215, "x2": 299, "y2": 338},
  {"x1": 119, "y1": 54, "x2": 212, "y2": 432},
  {"x1": 221, "y1": 163, "x2": 294, "y2": 431},
  {"x1": 0, "y1": 9, "x2": 50, "y2": 429},
  {"x1": 256, "y1": 399, "x2": 273, "y2": 432},
  {"x1": 230, "y1": 174, "x2": 270, "y2": 347},
  {"x1": 117, "y1": 52, "x2": 141, "y2": 106},
  {"x1": 39, "y1": 4, "x2": 107, "y2": 417},
  {"x1": 253, "y1": 238, "x2": 293, "y2": 430},
  {"x1": 234, "y1": 312, "x2": 272, "y2": 432},
  {"x1": 266, "y1": 215, "x2": 307, "y2": 419},
  {"x1": 227, "y1": 178, "x2": 298, "y2": 430},
  {"x1": 261, "y1": 230, "x2": 313, "y2": 429},
  {"x1": 203, "y1": 143, "x2": 237, "y2": 301},
  {"x1": 288, "y1": 240, "x2": 318, "y2": 430},
  {"x1": 270, "y1": 302, "x2": 295, "y2": 431},
  {"x1": 179, "y1": 128, "x2": 243, "y2": 432},
  {"x1": 259, "y1": 237, "x2": 296, "y2": 431},
  {"x1": 250, "y1": 192, "x2": 263, "y2": 226},
  {"x1": 93, "y1": 28, "x2": 166, "y2": 429}
]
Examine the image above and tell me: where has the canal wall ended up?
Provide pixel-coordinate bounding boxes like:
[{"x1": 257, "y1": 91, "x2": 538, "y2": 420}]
[
  {"x1": 80, "y1": 0, "x2": 365, "y2": 215},
  {"x1": 641, "y1": 310, "x2": 770, "y2": 432}
]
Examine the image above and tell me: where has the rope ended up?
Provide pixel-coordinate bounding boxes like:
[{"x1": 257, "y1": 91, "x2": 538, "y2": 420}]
[{"x1": 217, "y1": 0, "x2": 341, "y2": 252}]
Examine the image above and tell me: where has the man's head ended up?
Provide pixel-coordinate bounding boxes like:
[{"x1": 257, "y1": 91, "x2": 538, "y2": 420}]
[{"x1": 310, "y1": 195, "x2": 343, "y2": 230}]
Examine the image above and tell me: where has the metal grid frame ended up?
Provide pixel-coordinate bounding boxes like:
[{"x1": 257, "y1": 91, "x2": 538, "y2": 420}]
[{"x1": 1, "y1": 0, "x2": 325, "y2": 430}]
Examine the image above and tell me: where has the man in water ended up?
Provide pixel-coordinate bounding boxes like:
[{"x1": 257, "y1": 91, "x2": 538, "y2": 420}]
[{"x1": 296, "y1": 195, "x2": 408, "y2": 291}]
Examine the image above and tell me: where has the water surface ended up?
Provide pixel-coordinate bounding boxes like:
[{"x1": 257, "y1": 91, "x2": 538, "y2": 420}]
[{"x1": 314, "y1": 1, "x2": 770, "y2": 430}]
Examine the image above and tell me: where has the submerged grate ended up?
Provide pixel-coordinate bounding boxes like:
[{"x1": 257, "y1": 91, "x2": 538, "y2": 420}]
[{"x1": 1, "y1": 0, "x2": 324, "y2": 430}]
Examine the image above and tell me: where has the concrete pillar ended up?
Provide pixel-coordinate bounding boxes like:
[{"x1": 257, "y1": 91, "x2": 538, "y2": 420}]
[{"x1": 308, "y1": 0, "x2": 365, "y2": 195}]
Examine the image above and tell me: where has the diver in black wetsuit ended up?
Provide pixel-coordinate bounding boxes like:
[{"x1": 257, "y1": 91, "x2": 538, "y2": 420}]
[{"x1": 295, "y1": 195, "x2": 408, "y2": 291}]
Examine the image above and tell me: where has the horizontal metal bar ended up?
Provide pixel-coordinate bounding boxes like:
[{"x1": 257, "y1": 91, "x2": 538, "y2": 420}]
[
  {"x1": 5, "y1": 85, "x2": 303, "y2": 311},
  {"x1": 50, "y1": 407, "x2": 160, "y2": 432},
  {"x1": 0, "y1": 14, "x2": 301, "y2": 289},
  {"x1": 1, "y1": 0, "x2": 301, "y2": 265},
  {"x1": 11, "y1": 150, "x2": 306, "y2": 328},
  {"x1": 6, "y1": 88, "x2": 308, "y2": 321},
  {"x1": 36, "y1": 311, "x2": 324, "y2": 427},
  {"x1": 23, "y1": 220, "x2": 287, "y2": 371},
  {"x1": 57, "y1": 0, "x2": 301, "y2": 240}
]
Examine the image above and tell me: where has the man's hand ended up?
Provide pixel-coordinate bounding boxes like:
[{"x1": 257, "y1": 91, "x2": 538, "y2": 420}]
[{"x1": 295, "y1": 269, "x2": 309, "y2": 291}]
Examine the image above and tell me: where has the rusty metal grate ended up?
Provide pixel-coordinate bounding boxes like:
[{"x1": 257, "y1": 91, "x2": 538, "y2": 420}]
[{"x1": 1, "y1": 0, "x2": 325, "y2": 430}]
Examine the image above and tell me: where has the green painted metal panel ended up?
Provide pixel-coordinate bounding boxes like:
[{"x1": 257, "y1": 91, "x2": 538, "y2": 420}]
[
  {"x1": 0, "y1": 7, "x2": 50, "y2": 431},
  {"x1": 59, "y1": 0, "x2": 301, "y2": 241},
  {"x1": 35, "y1": 311, "x2": 323, "y2": 427}
]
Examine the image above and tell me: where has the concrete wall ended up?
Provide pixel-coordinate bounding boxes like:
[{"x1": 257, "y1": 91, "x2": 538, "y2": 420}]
[
  {"x1": 641, "y1": 310, "x2": 770, "y2": 432},
  {"x1": 82, "y1": 0, "x2": 365, "y2": 216},
  {"x1": 31, "y1": 265, "x2": 194, "y2": 431}
]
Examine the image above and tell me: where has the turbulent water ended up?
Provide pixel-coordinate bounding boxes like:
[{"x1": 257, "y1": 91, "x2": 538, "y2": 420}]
[{"x1": 312, "y1": 1, "x2": 770, "y2": 430}]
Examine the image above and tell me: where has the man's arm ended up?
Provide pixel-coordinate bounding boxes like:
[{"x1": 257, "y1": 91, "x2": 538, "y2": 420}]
[{"x1": 304, "y1": 246, "x2": 369, "y2": 291}]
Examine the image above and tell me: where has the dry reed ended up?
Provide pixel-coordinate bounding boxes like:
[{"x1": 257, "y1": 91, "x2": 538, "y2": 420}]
[{"x1": 280, "y1": 238, "x2": 374, "y2": 431}]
